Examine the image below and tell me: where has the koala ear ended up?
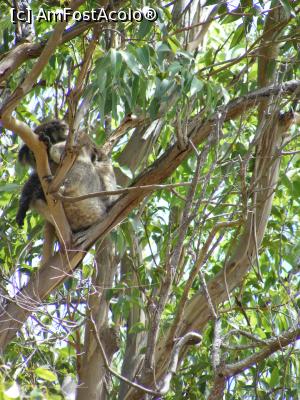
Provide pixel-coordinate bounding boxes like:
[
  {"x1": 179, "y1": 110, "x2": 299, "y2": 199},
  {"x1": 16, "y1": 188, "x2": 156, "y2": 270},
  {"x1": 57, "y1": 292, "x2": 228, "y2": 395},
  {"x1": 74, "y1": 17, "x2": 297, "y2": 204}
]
[
  {"x1": 96, "y1": 148, "x2": 109, "y2": 162},
  {"x1": 91, "y1": 148, "x2": 97, "y2": 163}
]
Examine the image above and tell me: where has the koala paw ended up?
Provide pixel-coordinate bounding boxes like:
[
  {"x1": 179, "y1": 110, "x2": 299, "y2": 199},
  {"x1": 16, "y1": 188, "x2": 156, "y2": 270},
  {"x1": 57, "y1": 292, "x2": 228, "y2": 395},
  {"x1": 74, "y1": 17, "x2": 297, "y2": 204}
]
[
  {"x1": 42, "y1": 174, "x2": 53, "y2": 183},
  {"x1": 39, "y1": 133, "x2": 52, "y2": 149}
]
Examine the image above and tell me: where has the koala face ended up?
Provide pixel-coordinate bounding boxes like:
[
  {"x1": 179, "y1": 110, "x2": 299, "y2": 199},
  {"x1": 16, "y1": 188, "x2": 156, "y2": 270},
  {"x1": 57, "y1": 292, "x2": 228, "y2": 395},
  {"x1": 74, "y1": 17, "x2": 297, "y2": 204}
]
[
  {"x1": 49, "y1": 141, "x2": 65, "y2": 164},
  {"x1": 34, "y1": 120, "x2": 68, "y2": 143}
]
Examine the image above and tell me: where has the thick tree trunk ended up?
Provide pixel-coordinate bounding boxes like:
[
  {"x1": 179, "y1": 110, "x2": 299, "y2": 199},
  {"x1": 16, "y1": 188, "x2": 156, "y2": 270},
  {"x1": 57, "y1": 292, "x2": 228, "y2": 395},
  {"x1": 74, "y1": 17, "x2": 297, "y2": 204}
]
[
  {"x1": 118, "y1": 227, "x2": 147, "y2": 399},
  {"x1": 77, "y1": 236, "x2": 118, "y2": 400}
]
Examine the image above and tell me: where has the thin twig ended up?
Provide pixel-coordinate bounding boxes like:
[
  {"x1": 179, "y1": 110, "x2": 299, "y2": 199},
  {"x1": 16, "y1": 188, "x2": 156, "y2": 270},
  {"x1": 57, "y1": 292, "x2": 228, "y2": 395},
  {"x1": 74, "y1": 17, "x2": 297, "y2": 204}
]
[
  {"x1": 54, "y1": 181, "x2": 193, "y2": 202},
  {"x1": 158, "y1": 332, "x2": 202, "y2": 394},
  {"x1": 90, "y1": 315, "x2": 161, "y2": 396}
]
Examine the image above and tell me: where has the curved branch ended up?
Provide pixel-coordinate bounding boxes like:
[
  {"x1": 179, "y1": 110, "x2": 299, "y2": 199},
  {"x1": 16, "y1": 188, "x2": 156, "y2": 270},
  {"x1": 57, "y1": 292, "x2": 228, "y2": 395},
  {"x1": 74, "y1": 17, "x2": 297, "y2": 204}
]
[
  {"x1": 223, "y1": 327, "x2": 300, "y2": 377},
  {"x1": 0, "y1": 2, "x2": 86, "y2": 253},
  {"x1": 158, "y1": 332, "x2": 202, "y2": 394},
  {"x1": 208, "y1": 326, "x2": 300, "y2": 399}
]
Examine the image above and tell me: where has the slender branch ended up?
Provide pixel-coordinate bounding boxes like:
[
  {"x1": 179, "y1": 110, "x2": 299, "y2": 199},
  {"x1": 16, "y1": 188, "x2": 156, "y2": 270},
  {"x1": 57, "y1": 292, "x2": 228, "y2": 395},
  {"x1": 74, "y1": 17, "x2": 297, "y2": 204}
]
[
  {"x1": 0, "y1": 4, "x2": 87, "y2": 248},
  {"x1": 222, "y1": 327, "x2": 300, "y2": 377},
  {"x1": 90, "y1": 315, "x2": 161, "y2": 396},
  {"x1": 158, "y1": 332, "x2": 202, "y2": 394},
  {"x1": 0, "y1": 0, "x2": 129, "y2": 84},
  {"x1": 280, "y1": 149, "x2": 300, "y2": 155},
  {"x1": 1, "y1": 17, "x2": 68, "y2": 115},
  {"x1": 223, "y1": 329, "x2": 268, "y2": 345},
  {"x1": 168, "y1": 219, "x2": 242, "y2": 343},
  {"x1": 48, "y1": 147, "x2": 79, "y2": 194},
  {"x1": 49, "y1": 25, "x2": 102, "y2": 193},
  {"x1": 207, "y1": 314, "x2": 300, "y2": 400},
  {"x1": 54, "y1": 182, "x2": 194, "y2": 202},
  {"x1": 143, "y1": 140, "x2": 203, "y2": 372},
  {"x1": 102, "y1": 115, "x2": 145, "y2": 154},
  {"x1": 67, "y1": 24, "x2": 101, "y2": 145}
]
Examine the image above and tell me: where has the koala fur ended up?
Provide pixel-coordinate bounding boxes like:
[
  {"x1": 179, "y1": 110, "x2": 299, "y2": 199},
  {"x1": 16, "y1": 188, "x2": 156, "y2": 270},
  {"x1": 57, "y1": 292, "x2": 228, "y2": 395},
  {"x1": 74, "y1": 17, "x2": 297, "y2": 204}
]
[
  {"x1": 49, "y1": 138, "x2": 115, "y2": 232},
  {"x1": 17, "y1": 122, "x2": 117, "y2": 237},
  {"x1": 18, "y1": 119, "x2": 68, "y2": 168},
  {"x1": 16, "y1": 119, "x2": 68, "y2": 227}
]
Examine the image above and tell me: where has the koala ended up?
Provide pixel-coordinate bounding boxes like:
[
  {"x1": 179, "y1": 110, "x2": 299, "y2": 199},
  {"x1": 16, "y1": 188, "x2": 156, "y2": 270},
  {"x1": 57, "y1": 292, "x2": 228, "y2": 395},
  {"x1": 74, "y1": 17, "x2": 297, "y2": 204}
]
[
  {"x1": 17, "y1": 125, "x2": 117, "y2": 262},
  {"x1": 16, "y1": 119, "x2": 68, "y2": 227},
  {"x1": 49, "y1": 137, "x2": 110, "y2": 232},
  {"x1": 94, "y1": 148, "x2": 117, "y2": 208},
  {"x1": 16, "y1": 172, "x2": 45, "y2": 227}
]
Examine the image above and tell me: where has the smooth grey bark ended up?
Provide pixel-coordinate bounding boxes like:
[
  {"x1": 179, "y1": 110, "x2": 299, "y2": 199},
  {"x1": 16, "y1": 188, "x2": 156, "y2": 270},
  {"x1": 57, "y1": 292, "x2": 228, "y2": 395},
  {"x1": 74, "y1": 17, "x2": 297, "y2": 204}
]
[
  {"x1": 77, "y1": 236, "x2": 118, "y2": 400},
  {"x1": 118, "y1": 244, "x2": 147, "y2": 400}
]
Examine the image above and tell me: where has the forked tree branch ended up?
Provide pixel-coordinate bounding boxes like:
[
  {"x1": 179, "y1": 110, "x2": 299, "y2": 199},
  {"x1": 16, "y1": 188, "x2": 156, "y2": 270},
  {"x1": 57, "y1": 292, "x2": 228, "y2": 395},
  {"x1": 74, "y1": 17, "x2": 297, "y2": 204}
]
[{"x1": 208, "y1": 326, "x2": 300, "y2": 399}]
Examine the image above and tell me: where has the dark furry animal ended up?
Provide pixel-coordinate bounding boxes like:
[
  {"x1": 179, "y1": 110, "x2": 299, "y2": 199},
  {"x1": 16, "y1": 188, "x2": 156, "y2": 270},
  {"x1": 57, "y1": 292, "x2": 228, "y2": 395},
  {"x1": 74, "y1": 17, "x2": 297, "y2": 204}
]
[
  {"x1": 16, "y1": 119, "x2": 68, "y2": 227},
  {"x1": 16, "y1": 172, "x2": 45, "y2": 227},
  {"x1": 18, "y1": 119, "x2": 68, "y2": 168},
  {"x1": 17, "y1": 126, "x2": 117, "y2": 232},
  {"x1": 16, "y1": 121, "x2": 117, "y2": 263}
]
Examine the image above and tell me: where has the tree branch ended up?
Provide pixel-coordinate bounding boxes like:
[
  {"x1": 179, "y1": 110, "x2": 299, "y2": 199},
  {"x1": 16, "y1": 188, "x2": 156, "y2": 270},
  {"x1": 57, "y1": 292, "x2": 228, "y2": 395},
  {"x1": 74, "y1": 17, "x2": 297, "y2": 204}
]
[
  {"x1": 0, "y1": 0, "x2": 128, "y2": 85},
  {"x1": 90, "y1": 315, "x2": 161, "y2": 396},
  {"x1": 0, "y1": 5, "x2": 85, "y2": 250},
  {"x1": 222, "y1": 327, "x2": 300, "y2": 377},
  {"x1": 157, "y1": 332, "x2": 202, "y2": 394}
]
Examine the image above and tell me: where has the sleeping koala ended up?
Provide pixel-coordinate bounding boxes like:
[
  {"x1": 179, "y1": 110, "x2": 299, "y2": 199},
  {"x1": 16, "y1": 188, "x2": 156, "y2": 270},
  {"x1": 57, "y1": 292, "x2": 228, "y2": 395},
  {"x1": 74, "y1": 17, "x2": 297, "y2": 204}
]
[{"x1": 17, "y1": 129, "x2": 117, "y2": 262}]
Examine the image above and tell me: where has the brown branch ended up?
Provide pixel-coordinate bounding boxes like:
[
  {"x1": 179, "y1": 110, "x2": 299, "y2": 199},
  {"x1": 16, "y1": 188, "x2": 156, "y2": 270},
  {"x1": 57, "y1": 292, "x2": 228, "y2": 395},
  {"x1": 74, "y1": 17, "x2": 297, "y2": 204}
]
[
  {"x1": 48, "y1": 147, "x2": 79, "y2": 194},
  {"x1": 0, "y1": 7, "x2": 81, "y2": 249},
  {"x1": 102, "y1": 115, "x2": 146, "y2": 154},
  {"x1": 0, "y1": 1, "x2": 90, "y2": 251},
  {"x1": 207, "y1": 373, "x2": 226, "y2": 400},
  {"x1": 67, "y1": 24, "x2": 101, "y2": 143},
  {"x1": 90, "y1": 315, "x2": 161, "y2": 396},
  {"x1": 0, "y1": 21, "x2": 94, "y2": 84},
  {"x1": 222, "y1": 327, "x2": 300, "y2": 377},
  {"x1": 0, "y1": 0, "x2": 128, "y2": 85},
  {"x1": 257, "y1": 3, "x2": 289, "y2": 120},
  {"x1": 201, "y1": 12, "x2": 293, "y2": 79},
  {"x1": 157, "y1": 332, "x2": 202, "y2": 394},
  {"x1": 49, "y1": 26, "x2": 101, "y2": 192},
  {"x1": 54, "y1": 181, "x2": 193, "y2": 202},
  {"x1": 223, "y1": 329, "x2": 268, "y2": 346},
  {"x1": 143, "y1": 140, "x2": 204, "y2": 373},
  {"x1": 167, "y1": 219, "x2": 242, "y2": 344}
]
